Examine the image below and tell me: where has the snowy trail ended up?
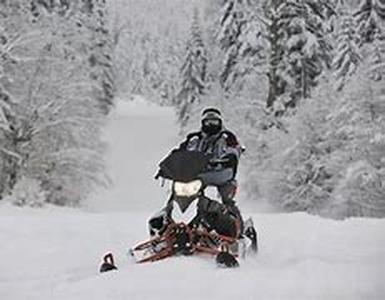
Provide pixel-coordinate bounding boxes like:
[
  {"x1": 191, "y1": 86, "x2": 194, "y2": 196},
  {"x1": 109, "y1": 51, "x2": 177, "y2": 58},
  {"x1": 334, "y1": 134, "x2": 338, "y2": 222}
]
[
  {"x1": 1, "y1": 98, "x2": 385, "y2": 300},
  {"x1": 87, "y1": 97, "x2": 177, "y2": 212}
]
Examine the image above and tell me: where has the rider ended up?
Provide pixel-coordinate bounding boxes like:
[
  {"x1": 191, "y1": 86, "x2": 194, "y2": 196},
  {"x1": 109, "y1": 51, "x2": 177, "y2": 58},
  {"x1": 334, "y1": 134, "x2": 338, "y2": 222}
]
[
  {"x1": 177, "y1": 107, "x2": 243, "y2": 214},
  {"x1": 150, "y1": 108, "x2": 244, "y2": 238}
]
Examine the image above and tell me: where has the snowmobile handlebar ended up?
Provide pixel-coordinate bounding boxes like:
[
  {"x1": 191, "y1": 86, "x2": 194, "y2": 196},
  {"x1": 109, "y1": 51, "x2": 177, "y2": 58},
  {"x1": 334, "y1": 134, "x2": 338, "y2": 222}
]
[{"x1": 154, "y1": 169, "x2": 162, "y2": 180}]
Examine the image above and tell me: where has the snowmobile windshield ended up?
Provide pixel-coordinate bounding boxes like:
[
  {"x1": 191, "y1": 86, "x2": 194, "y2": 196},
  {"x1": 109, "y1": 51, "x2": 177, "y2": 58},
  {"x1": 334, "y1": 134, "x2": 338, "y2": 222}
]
[{"x1": 158, "y1": 150, "x2": 211, "y2": 182}]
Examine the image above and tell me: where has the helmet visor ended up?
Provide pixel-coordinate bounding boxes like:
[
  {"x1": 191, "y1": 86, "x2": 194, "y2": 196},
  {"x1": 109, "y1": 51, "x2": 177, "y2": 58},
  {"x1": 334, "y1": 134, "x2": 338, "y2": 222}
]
[{"x1": 202, "y1": 118, "x2": 221, "y2": 127}]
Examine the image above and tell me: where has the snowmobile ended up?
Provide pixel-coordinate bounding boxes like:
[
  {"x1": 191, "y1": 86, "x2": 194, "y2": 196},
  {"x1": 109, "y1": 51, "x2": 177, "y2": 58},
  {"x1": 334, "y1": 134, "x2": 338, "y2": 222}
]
[
  {"x1": 129, "y1": 150, "x2": 257, "y2": 268},
  {"x1": 99, "y1": 150, "x2": 257, "y2": 272}
]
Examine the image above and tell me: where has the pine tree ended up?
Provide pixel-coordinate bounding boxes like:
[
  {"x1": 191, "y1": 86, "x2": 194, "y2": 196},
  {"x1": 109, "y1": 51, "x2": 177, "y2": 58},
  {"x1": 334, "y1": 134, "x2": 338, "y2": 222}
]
[
  {"x1": 355, "y1": 0, "x2": 385, "y2": 44},
  {"x1": 0, "y1": 0, "x2": 109, "y2": 205},
  {"x1": 111, "y1": 1, "x2": 195, "y2": 104},
  {"x1": 176, "y1": 8, "x2": 208, "y2": 128},
  {"x1": 333, "y1": 11, "x2": 361, "y2": 90},
  {"x1": 327, "y1": 63, "x2": 385, "y2": 218},
  {"x1": 29, "y1": 0, "x2": 115, "y2": 114},
  {"x1": 262, "y1": 60, "x2": 385, "y2": 219},
  {"x1": 324, "y1": 0, "x2": 385, "y2": 95},
  {"x1": 354, "y1": 0, "x2": 385, "y2": 81},
  {"x1": 260, "y1": 75, "x2": 335, "y2": 214},
  {"x1": 82, "y1": 0, "x2": 115, "y2": 114},
  {"x1": 0, "y1": 0, "x2": 40, "y2": 196},
  {"x1": 278, "y1": 0, "x2": 333, "y2": 104},
  {"x1": 264, "y1": 0, "x2": 286, "y2": 109},
  {"x1": 218, "y1": 0, "x2": 264, "y2": 90},
  {"x1": 367, "y1": 27, "x2": 385, "y2": 80},
  {"x1": 264, "y1": 0, "x2": 334, "y2": 110}
]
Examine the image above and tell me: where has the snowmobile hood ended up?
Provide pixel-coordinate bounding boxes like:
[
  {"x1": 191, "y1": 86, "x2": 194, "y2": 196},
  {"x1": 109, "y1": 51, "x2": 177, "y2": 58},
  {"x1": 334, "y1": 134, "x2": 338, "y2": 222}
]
[
  {"x1": 171, "y1": 198, "x2": 199, "y2": 225},
  {"x1": 174, "y1": 195, "x2": 199, "y2": 212}
]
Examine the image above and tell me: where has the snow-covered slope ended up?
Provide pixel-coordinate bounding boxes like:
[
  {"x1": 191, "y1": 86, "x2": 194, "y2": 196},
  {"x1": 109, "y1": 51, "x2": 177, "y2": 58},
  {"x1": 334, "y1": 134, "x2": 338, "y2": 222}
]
[
  {"x1": 1, "y1": 205, "x2": 384, "y2": 300},
  {"x1": 1, "y1": 98, "x2": 384, "y2": 300},
  {"x1": 86, "y1": 96, "x2": 177, "y2": 212}
]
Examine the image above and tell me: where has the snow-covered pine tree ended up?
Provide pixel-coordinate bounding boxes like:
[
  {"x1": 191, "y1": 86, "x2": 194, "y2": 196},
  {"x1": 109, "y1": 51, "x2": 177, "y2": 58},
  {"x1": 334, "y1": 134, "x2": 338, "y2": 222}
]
[
  {"x1": 277, "y1": 0, "x2": 334, "y2": 106},
  {"x1": 0, "y1": 0, "x2": 43, "y2": 197},
  {"x1": 369, "y1": 28, "x2": 385, "y2": 80},
  {"x1": 354, "y1": 0, "x2": 385, "y2": 81},
  {"x1": 0, "y1": 0, "x2": 109, "y2": 206},
  {"x1": 263, "y1": 0, "x2": 286, "y2": 109},
  {"x1": 259, "y1": 74, "x2": 335, "y2": 214},
  {"x1": 262, "y1": 0, "x2": 335, "y2": 111},
  {"x1": 333, "y1": 11, "x2": 361, "y2": 90},
  {"x1": 176, "y1": 8, "x2": 208, "y2": 128},
  {"x1": 354, "y1": 0, "x2": 385, "y2": 82},
  {"x1": 110, "y1": 0, "x2": 194, "y2": 104},
  {"x1": 218, "y1": 0, "x2": 264, "y2": 90},
  {"x1": 355, "y1": 0, "x2": 385, "y2": 44},
  {"x1": 261, "y1": 58, "x2": 385, "y2": 219},
  {"x1": 327, "y1": 62, "x2": 385, "y2": 218},
  {"x1": 81, "y1": 0, "x2": 115, "y2": 114},
  {"x1": 29, "y1": 0, "x2": 115, "y2": 114},
  {"x1": 218, "y1": 0, "x2": 247, "y2": 81}
]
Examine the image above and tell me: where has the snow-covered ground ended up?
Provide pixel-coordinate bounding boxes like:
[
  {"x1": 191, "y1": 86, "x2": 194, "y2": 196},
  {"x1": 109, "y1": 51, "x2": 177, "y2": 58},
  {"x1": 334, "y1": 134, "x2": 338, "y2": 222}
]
[
  {"x1": 1, "y1": 98, "x2": 385, "y2": 300},
  {"x1": 86, "y1": 96, "x2": 176, "y2": 212}
]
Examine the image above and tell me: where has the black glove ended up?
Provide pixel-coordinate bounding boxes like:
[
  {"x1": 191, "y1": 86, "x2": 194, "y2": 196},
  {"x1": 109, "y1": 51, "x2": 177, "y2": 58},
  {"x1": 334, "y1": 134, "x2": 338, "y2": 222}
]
[{"x1": 221, "y1": 154, "x2": 238, "y2": 169}]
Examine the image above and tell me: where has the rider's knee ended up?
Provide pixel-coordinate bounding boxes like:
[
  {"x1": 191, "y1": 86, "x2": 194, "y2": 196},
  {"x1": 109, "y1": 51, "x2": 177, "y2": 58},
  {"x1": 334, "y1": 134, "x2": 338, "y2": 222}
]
[
  {"x1": 212, "y1": 211, "x2": 241, "y2": 238},
  {"x1": 218, "y1": 180, "x2": 238, "y2": 204}
]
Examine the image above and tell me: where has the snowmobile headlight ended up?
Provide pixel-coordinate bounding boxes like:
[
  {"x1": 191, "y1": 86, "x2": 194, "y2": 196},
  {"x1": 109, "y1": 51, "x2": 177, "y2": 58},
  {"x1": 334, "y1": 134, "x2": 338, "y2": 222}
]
[{"x1": 174, "y1": 180, "x2": 202, "y2": 197}]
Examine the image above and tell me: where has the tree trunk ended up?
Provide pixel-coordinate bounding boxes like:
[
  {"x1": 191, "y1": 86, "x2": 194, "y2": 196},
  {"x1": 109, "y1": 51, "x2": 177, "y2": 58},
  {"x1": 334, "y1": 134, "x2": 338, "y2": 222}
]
[{"x1": 267, "y1": 14, "x2": 280, "y2": 108}]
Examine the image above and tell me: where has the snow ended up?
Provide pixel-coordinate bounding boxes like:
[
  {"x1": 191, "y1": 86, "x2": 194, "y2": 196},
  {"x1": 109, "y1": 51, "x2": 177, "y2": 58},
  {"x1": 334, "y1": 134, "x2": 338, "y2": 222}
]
[
  {"x1": 86, "y1": 96, "x2": 177, "y2": 212},
  {"x1": 1, "y1": 98, "x2": 385, "y2": 300},
  {"x1": 114, "y1": 96, "x2": 172, "y2": 117}
]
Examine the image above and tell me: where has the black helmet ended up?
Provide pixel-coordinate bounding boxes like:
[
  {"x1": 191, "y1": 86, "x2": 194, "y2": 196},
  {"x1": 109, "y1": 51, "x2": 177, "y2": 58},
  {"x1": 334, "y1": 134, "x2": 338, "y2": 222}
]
[{"x1": 201, "y1": 107, "x2": 222, "y2": 136}]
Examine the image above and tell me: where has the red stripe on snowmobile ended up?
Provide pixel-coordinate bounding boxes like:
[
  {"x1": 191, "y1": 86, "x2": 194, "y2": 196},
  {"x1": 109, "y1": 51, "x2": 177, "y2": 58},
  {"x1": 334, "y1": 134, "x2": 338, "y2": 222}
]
[{"x1": 131, "y1": 222, "x2": 239, "y2": 264}]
